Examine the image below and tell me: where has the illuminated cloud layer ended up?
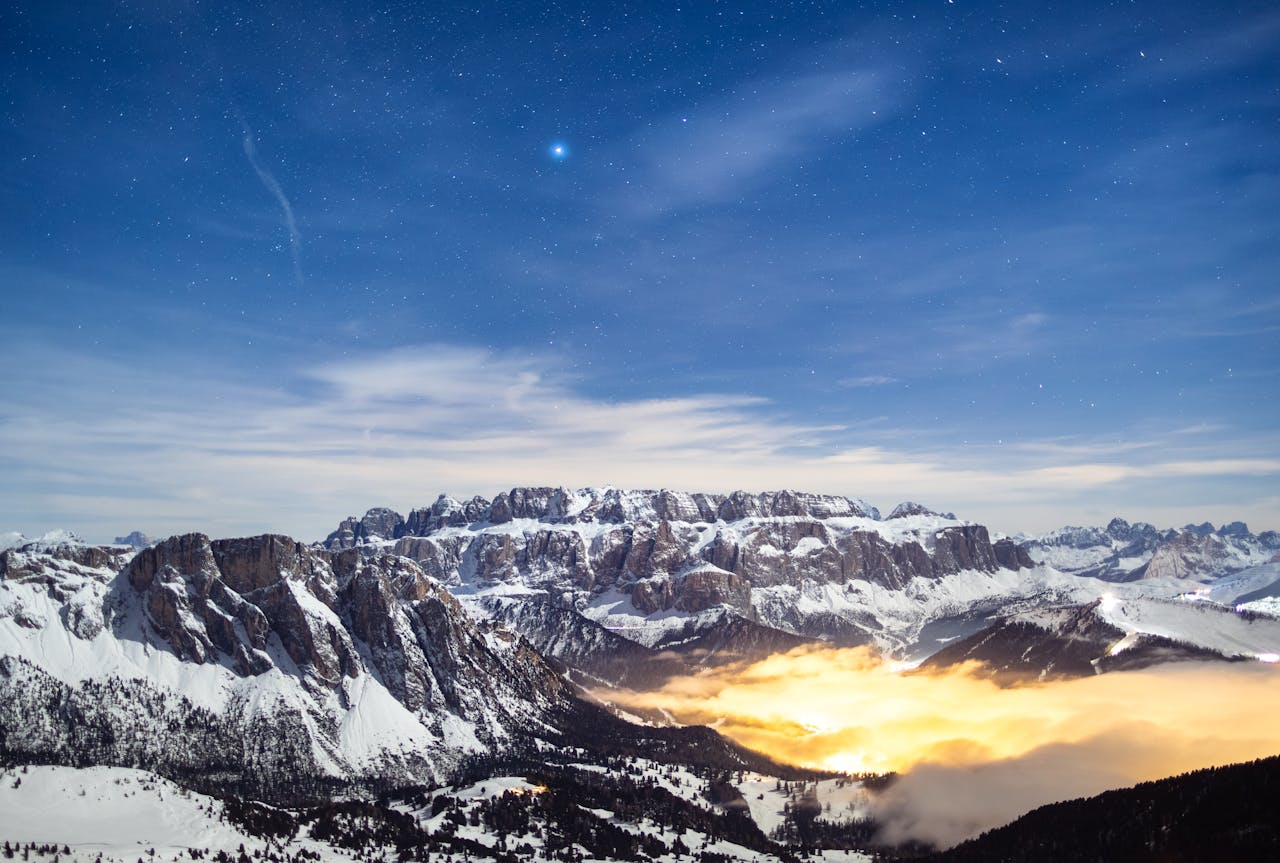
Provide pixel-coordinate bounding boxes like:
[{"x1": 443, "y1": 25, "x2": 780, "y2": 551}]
[{"x1": 603, "y1": 646, "x2": 1280, "y2": 848}]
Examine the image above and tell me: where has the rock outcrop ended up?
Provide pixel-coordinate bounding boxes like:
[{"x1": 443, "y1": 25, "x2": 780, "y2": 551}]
[
  {"x1": 322, "y1": 489, "x2": 1030, "y2": 634},
  {"x1": 1023, "y1": 517, "x2": 1275, "y2": 582},
  {"x1": 1, "y1": 531, "x2": 582, "y2": 799}
]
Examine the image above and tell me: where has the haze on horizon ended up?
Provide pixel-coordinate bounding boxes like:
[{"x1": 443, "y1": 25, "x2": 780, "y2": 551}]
[{"x1": 2, "y1": 1, "x2": 1278, "y2": 541}]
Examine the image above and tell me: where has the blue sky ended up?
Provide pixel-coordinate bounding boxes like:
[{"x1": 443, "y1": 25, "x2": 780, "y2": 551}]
[{"x1": 2, "y1": 0, "x2": 1278, "y2": 541}]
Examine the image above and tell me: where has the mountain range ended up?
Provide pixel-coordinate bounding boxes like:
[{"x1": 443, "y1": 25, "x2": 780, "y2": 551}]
[{"x1": 2, "y1": 486, "x2": 1278, "y2": 861}]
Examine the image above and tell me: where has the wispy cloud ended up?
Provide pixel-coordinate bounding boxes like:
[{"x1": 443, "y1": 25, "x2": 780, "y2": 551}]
[
  {"x1": 241, "y1": 128, "x2": 304, "y2": 286},
  {"x1": 627, "y1": 68, "x2": 897, "y2": 214},
  {"x1": 837, "y1": 375, "x2": 898, "y2": 388},
  {"x1": 2, "y1": 342, "x2": 1278, "y2": 541}
]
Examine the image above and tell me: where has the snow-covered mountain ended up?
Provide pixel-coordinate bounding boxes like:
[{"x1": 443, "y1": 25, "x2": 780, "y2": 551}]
[
  {"x1": 0, "y1": 533, "x2": 567, "y2": 798},
  {"x1": 0, "y1": 532, "x2": 780, "y2": 803},
  {"x1": 0, "y1": 529, "x2": 85, "y2": 552},
  {"x1": 1019, "y1": 517, "x2": 1279, "y2": 581},
  {"x1": 921, "y1": 595, "x2": 1280, "y2": 679},
  {"x1": 4, "y1": 490, "x2": 1280, "y2": 860},
  {"x1": 323, "y1": 487, "x2": 1045, "y2": 658},
  {"x1": 314, "y1": 488, "x2": 1280, "y2": 675}
]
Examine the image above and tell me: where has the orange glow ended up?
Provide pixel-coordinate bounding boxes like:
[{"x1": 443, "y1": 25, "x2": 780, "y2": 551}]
[
  {"x1": 505, "y1": 784, "x2": 549, "y2": 797},
  {"x1": 599, "y1": 646, "x2": 1280, "y2": 846},
  {"x1": 599, "y1": 645, "x2": 1280, "y2": 839}
]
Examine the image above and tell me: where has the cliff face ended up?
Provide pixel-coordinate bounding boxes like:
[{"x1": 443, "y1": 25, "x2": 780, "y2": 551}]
[
  {"x1": 121, "y1": 532, "x2": 568, "y2": 711},
  {"x1": 0, "y1": 533, "x2": 573, "y2": 799},
  {"x1": 326, "y1": 488, "x2": 1031, "y2": 621},
  {"x1": 1021, "y1": 517, "x2": 1278, "y2": 582}
]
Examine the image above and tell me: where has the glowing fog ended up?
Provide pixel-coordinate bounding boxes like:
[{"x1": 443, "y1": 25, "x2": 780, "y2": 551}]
[{"x1": 601, "y1": 646, "x2": 1280, "y2": 847}]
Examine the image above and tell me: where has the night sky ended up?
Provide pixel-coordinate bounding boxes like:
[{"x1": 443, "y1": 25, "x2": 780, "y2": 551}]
[{"x1": 3, "y1": 1, "x2": 1278, "y2": 541}]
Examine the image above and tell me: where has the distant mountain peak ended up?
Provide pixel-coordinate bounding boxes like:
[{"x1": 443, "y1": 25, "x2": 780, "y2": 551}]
[
  {"x1": 113, "y1": 530, "x2": 155, "y2": 549},
  {"x1": 324, "y1": 487, "x2": 889, "y2": 549},
  {"x1": 1022, "y1": 517, "x2": 1276, "y2": 583},
  {"x1": 887, "y1": 501, "x2": 956, "y2": 520}
]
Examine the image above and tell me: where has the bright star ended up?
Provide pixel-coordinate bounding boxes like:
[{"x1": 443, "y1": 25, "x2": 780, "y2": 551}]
[{"x1": 549, "y1": 142, "x2": 568, "y2": 160}]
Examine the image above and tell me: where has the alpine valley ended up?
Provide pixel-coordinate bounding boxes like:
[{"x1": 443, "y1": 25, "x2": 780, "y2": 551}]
[{"x1": 3, "y1": 487, "x2": 1279, "y2": 863}]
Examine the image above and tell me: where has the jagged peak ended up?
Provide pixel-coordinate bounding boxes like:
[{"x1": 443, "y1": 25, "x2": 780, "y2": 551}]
[
  {"x1": 3, "y1": 528, "x2": 86, "y2": 552},
  {"x1": 321, "y1": 488, "x2": 894, "y2": 547},
  {"x1": 113, "y1": 530, "x2": 155, "y2": 549},
  {"x1": 887, "y1": 501, "x2": 955, "y2": 520}
]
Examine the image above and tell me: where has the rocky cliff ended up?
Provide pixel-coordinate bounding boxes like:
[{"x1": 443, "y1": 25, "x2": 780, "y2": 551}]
[
  {"x1": 0, "y1": 533, "x2": 574, "y2": 799},
  {"x1": 1021, "y1": 517, "x2": 1279, "y2": 581},
  {"x1": 324, "y1": 488, "x2": 1033, "y2": 635}
]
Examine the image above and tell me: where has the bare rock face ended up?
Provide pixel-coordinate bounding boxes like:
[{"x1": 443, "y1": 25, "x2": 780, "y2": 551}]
[
  {"x1": 654, "y1": 490, "x2": 720, "y2": 522},
  {"x1": 125, "y1": 534, "x2": 274, "y2": 676},
  {"x1": 393, "y1": 535, "x2": 466, "y2": 583},
  {"x1": 0, "y1": 532, "x2": 586, "y2": 799},
  {"x1": 716, "y1": 491, "x2": 768, "y2": 521},
  {"x1": 404, "y1": 494, "x2": 490, "y2": 534},
  {"x1": 675, "y1": 568, "x2": 751, "y2": 614},
  {"x1": 126, "y1": 533, "x2": 364, "y2": 687},
  {"x1": 212, "y1": 534, "x2": 337, "y2": 601},
  {"x1": 1141, "y1": 531, "x2": 1231, "y2": 580},
  {"x1": 835, "y1": 530, "x2": 919, "y2": 589},
  {"x1": 621, "y1": 520, "x2": 688, "y2": 579},
  {"x1": 118, "y1": 532, "x2": 572, "y2": 723},
  {"x1": 932, "y1": 525, "x2": 1001, "y2": 574},
  {"x1": 704, "y1": 532, "x2": 740, "y2": 573},
  {"x1": 630, "y1": 576, "x2": 676, "y2": 614},
  {"x1": 340, "y1": 554, "x2": 442, "y2": 711},
  {"x1": 331, "y1": 488, "x2": 1032, "y2": 624},
  {"x1": 361, "y1": 507, "x2": 406, "y2": 540},
  {"x1": 1, "y1": 543, "x2": 132, "y2": 582},
  {"x1": 322, "y1": 507, "x2": 406, "y2": 549},
  {"x1": 487, "y1": 491, "x2": 514, "y2": 524},
  {"x1": 714, "y1": 490, "x2": 873, "y2": 521},
  {"x1": 588, "y1": 527, "x2": 631, "y2": 589},
  {"x1": 127, "y1": 533, "x2": 218, "y2": 592},
  {"x1": 487, "y1": 486, "x2": 579, "y2": 524},
  {"x1": 473, "y1": 533, "x2": 518, "y2": 580},
  {"x1": 525, "y1": 528, "x2": 592, "y2": 588},
  {"x1": 994, "y1": 537, "x2": 1035, "y2": 570},
  {"x1": 790, "y1": 492, "x2": 874, "y2": 519}
]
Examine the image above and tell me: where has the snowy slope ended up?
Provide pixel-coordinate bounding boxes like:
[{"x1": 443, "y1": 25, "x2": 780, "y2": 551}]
[
  {"x1": 0, "y1": 548, "x2": 453, "y2": 781},
  {"x1": 1204, "y1": 561, "x2": 1280, "y2": 606},
  {"x1": 0, "y1": 766, "x2": 262, "y2": 858},
  {"x1": 0, "y1": 534, "x2": 580, "y2": 798},
  {"x1": 925, "y1": 592, "x2": 1280, "y2": 679},
  {"x1": 1021, "y1": 518, "x2": 1278, "y2": 582},
  {"x1": 1097, "y1": 595, "x2": 1280, "y2": 661},
  {"x1": 325, "y1": 488, "x2": 1044, "y2": 668}
]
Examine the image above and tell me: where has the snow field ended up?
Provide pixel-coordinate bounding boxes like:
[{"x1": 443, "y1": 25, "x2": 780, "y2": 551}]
[
  {"x1": 1098, "y1": 595, "x2": 1280, "y2": 659},
  {"x1": 0, "y1": 766, "x2": 262, "y2": 863}
]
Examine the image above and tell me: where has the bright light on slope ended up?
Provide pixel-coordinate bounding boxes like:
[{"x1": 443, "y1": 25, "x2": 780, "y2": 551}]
[
  {"x1": 601, "y1": 645, "x2": 1280, "y2": 846},
  {"x1": 605, "y1": 645, "x2": 1280, "y2": 775},
  {"x1": 1108, "y1": 632, "x2": 1139, "y2": 656}
]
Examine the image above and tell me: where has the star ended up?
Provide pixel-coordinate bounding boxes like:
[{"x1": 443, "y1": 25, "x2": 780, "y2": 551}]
[{"x1": 549, "y1": 142, "x2": 568, "y2": 160}]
